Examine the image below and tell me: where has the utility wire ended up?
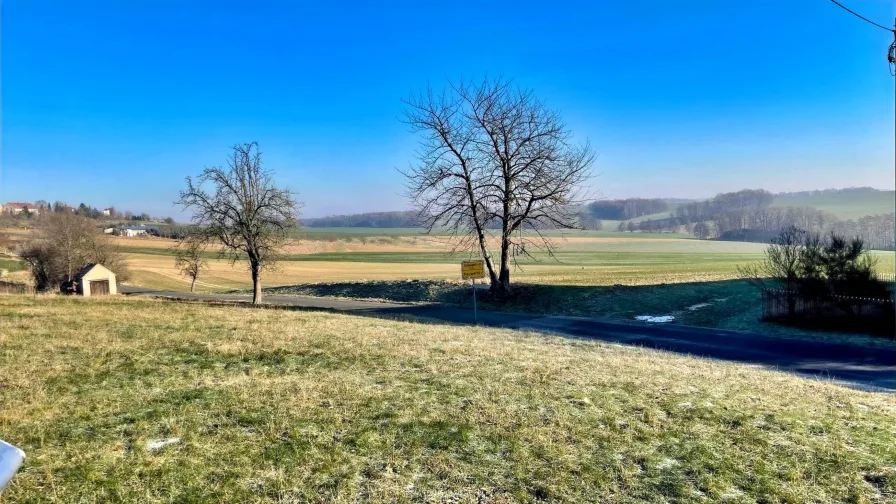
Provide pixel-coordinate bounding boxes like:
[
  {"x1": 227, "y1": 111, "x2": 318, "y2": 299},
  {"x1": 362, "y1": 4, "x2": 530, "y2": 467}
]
[{"x1": 829, "y1": 0, "x2": 894, "y2": 32}]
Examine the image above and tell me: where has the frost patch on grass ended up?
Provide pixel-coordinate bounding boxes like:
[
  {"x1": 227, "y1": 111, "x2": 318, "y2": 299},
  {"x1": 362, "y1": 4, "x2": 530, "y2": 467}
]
[
  {"x1": 656, "y1": 458, "x2": 679, "y2": 470},
  {"x1": 146, "y1": 437, "x2": 181, "y2": 452},
  {"x1": 635, "y1": 315, "x2": 675, "y2": 323}
]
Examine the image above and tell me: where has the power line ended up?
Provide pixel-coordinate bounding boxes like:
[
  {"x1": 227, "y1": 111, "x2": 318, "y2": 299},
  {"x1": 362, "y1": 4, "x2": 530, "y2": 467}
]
[{"x1": 829, "y1": 0, "x2": 893, "y2": 32}]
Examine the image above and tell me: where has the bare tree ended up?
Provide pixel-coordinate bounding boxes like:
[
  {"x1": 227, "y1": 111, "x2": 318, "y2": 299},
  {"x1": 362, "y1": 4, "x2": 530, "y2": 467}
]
[
  {"x1": 38, "y1": 212, "x2": 97, "y2": 280},
  {"x1": 738, "y1": 226, "x2": 805, "y2": 291},
  {"x1": 402, "y1": 78, "x2": 594, "y2": 295},
  {"x1": 738, "y1": 226, "x2": 806, "y2": 317},
  {"x1": 173, "y1": 236, "x2": 208, "y2": 292},
  {"x1": 176, "y1": 142, "x2": 300, "y2": 304},
  {"x1": 22, "y1": 212, "x2": 130, "y2": 291}
]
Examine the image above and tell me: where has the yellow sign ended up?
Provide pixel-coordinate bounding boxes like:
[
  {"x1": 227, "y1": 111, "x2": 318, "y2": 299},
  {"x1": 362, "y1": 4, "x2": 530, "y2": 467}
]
[{"x1": 461, "y1": 260, "x2": 486, "y2": 280}]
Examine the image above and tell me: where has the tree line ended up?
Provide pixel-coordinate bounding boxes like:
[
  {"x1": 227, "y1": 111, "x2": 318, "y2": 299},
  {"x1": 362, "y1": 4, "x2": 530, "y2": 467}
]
[
  {"x1": 586, "y1": 198, "x2": 668, "y2": 220},
  {"x1": 3, "y1": 200, "x2": 176, "y2": 224},
  {"x1": 303, "y1": 211, "x2": 419, "y2": 228},
  {"x1": 303, "y1": 210, "x2": 605, "y2": 232}
]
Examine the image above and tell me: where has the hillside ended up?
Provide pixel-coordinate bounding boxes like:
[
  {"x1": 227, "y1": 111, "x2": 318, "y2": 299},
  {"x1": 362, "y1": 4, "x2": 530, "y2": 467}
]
[{"x1": 771, "y1": 188, "x2": 895, "y2": 220}]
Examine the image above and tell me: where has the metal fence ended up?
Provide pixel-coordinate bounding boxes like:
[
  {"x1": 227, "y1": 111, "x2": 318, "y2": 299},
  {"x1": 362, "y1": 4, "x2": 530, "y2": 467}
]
[
  {"x1": 873, "y1": 273, "x2": 896, "y2": 287},
  {"x1": 761, "y1": 289, "x2": 895, "y2": 336}
]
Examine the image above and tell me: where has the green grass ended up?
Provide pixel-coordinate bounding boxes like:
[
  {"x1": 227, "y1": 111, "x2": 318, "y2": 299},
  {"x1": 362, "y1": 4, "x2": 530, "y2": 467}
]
[
  {"x1": 1, "y1": 295, "x2": 895, "y2": 503},
  {"x1": 0, "y1": 256, "x2": 25, "y2": 272},
  {"x1": 260, "y1": 278, "x2": 896, "y2": 349},
  {"x1": 772, "y1": 190, "x2": 896, "y2": 220}
]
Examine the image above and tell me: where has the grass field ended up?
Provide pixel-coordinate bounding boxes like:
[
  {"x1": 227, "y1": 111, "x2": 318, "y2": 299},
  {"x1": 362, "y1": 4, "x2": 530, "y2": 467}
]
[
  {"x1": 772, "y1": 190, "x2": 896, "y2": 220},
  {"x1": 115, "y1": 235, "x2": 772, "y2": 290},
  {"x1": 0, "y1": 256, "x2": 26, "y2": 273},
  {"x1": 7, "y1": 229, "x2": 895, "y2": 343},
  {"x1": 1, "y1": 296, "x2": 894, "y2": 503},
  {"x1": 114, "y1": 233, "x2": 896, "y2": 345}
]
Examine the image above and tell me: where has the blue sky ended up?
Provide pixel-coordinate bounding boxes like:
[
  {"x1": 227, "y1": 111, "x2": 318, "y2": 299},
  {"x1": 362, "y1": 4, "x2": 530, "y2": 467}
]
[{"x1": 2, "y1": 1, "x2": 894, "y2": 219}]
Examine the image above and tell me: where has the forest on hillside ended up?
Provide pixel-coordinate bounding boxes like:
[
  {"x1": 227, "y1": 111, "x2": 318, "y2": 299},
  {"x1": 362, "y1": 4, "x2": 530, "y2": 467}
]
[{"x1": 301, "y1": 188, "x2": 894, "y2": 250}]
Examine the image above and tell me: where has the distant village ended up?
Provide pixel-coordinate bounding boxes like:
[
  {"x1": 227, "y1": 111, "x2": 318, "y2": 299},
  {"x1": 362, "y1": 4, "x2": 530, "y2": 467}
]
[{"x1": 1, "y1": 200, "x2": 174, "y2": 237}]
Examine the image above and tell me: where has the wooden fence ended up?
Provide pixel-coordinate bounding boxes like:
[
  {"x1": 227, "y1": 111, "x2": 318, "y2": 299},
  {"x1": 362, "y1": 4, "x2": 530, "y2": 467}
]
[{"x1": 761, "y1": 289, "x2": 895, "y2": 336}]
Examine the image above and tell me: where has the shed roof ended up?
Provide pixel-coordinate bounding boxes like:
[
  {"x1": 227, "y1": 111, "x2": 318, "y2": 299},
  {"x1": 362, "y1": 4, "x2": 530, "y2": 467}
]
[{"x1": 73, "y1": 263, "x2": 115, "y2": 280}]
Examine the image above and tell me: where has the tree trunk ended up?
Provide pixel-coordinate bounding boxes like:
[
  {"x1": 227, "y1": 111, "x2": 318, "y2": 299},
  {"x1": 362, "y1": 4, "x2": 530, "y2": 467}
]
[
  {"x1": 251, "y1": 262, "x2": 262, "y2": 304},
  {"x1": 190, "y1": 277, "x2": 197, "y2": 293},
  {"x1": 493, "y1": 233, "x2": 512, "y2": 296}
]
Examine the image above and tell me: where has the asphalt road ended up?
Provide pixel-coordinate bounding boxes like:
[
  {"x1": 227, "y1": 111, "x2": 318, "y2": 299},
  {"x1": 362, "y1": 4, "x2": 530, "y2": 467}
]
[{"x1": 120, "y1": 286, "x2": 896, "y2": 392}]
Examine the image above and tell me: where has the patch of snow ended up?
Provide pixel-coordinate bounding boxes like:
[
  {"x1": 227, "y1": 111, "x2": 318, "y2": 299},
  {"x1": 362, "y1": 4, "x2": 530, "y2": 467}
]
[
  {"x1": 146, "y1": 437, "x2": 181, "y2": 452},
  {"x1": 569, "y1": 397, "x2": 592, "y2": 407},
  {"x1": 635, "y1": 315, "x2": 675, "y2": 323},
  {"x1": 656, "y1": 458, "x2": 679, "y2": 470},
  {"x1": 686, "y1": 302, "x2": 711, "y2": 311}
]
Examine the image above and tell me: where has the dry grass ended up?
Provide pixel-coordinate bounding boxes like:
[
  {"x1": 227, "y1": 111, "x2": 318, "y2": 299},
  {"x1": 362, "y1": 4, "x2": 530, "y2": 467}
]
[{"x1": 1, "y1": 295, "x2": 894, "y2": 503}]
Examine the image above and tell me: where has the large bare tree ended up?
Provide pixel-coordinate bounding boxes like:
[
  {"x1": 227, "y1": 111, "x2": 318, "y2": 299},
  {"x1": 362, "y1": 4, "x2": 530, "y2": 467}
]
[
  {"x1": 402, "y1": 78, "x2": 594, "y2": 295},
  {"x1": 177, "y1": 142, "x2": 300, "y2": 304}
]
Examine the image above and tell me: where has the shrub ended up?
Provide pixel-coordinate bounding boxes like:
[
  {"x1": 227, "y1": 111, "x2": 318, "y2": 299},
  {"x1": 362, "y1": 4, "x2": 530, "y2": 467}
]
[{"x1": 740, "y1": 226, "x2": 891, "y2": 327}]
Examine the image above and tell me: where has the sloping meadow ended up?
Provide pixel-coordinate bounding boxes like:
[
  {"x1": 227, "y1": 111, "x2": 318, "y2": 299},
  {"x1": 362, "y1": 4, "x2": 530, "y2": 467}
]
[{"x1": 0, "y1": 296, "x2": 894, "y2": 503}]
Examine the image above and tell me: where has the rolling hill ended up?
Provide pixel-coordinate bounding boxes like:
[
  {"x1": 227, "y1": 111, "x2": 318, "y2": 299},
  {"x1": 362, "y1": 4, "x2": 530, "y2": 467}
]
[{"x1": 771, "y1": 188, "x2": 895, "y2": 220}]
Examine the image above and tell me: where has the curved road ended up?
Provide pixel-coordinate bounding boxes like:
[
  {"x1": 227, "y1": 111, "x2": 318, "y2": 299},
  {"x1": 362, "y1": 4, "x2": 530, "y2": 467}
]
[{"x1": 121, "y1": 286, "x2": 896, "y2": 392}]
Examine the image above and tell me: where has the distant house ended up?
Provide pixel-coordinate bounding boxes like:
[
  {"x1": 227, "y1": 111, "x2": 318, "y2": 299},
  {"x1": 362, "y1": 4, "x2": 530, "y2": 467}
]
[
  {"x1": 71, "y1": 263, "x2": 117, "y2": 296},
  {"x1": 103, "y1": 208, "x2": 112, "y2": 216},
  {"x1": 117, "y1": 225, "x2": 159, "y2": 238},
  {"x1": 5, "y1": 202, "x2": 39, "y2": 215}
]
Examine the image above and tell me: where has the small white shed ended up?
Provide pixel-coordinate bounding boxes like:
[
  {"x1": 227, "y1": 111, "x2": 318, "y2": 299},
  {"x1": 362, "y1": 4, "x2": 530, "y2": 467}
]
[{"x1": 73, "y1": 264, "x2": 117, "y2": 297}]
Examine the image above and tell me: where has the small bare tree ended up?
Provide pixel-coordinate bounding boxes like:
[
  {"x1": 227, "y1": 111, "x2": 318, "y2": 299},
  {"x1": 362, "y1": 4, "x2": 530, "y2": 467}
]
[
  {"x1": 176, "y1": 142, "x2": 300, "y2": 304},
  {"x1": 738, "y1": 226, "x2": 807, "y2": 317},
  {"x1": 402, "y1": 78, "x2": 594, "y2": 295},
  {"x1": 173, "y1": 236, "x2": 208, "y2": 292}
]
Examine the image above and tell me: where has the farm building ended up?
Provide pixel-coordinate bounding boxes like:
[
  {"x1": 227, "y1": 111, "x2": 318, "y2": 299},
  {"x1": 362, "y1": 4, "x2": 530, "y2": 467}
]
[
  {"x1": 72, "y1": 264, "x2": 117, "y2": 297},
  {"x1": 117, "y1": 225, "x2": 159, "y2": 237}
]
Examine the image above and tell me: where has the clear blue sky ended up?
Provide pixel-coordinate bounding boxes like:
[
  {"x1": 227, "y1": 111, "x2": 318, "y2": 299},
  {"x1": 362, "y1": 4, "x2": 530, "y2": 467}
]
[{"x1": 2, "y1": 1, "x2": 894, "y2": 219}]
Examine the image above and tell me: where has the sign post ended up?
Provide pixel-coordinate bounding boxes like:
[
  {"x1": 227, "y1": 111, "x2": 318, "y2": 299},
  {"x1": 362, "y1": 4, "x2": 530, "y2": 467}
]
[{"x1": 461, "y1": 260, "x2": 486, "y2": 323}]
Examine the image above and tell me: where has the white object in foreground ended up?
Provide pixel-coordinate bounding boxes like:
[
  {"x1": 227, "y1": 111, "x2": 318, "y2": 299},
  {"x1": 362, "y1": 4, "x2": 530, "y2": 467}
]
[
  {"x1": 635, "y1": 315, "x2": 676, "y2": 323},
  {"x1": 0, "y1": 439, "x2": 25, "y2": 492}
]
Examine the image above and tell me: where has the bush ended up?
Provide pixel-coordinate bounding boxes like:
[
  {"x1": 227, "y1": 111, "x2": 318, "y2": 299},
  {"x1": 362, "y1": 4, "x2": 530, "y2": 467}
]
[{"x1": 740, "y1": 226, "x2": 891, "y2": 329}]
